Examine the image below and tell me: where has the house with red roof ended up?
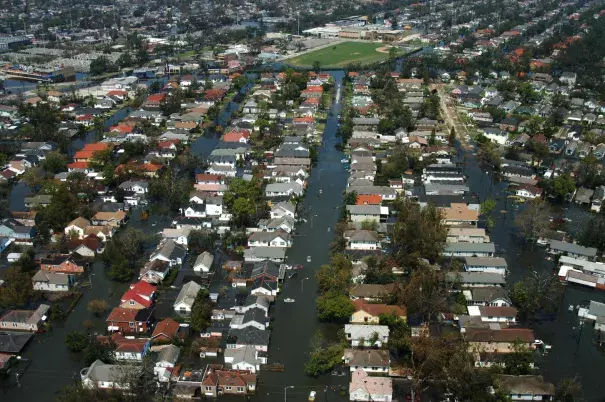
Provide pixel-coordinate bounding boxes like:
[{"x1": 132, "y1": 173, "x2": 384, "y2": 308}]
[
  {"x1": 110, "y1": 124, "x2": 133, "y2": 134},
  {"x1": 201, "y1": 365, "x2": 257, "y2": 398},
  {"x1": 106, "y1": 90, "x2": 128, "y2": 101},
  {"x1": 144, "y1": 93, "x2": 167, "y2": 109},
  {"x1": 119, "y1": 281, "x2": 157, "y2": 310},
  {"x1": 75, "y1": 114, "x2": 94, "y2": 126},
  {"x1": 350, "y1": 299, "x2": 406, "y2": 324},
  {"x1": 141, "y1": 163, "x2": 164, "y2": 177},
  {"x1": 106, "y1": 307, "x2": 153, "y2": 334},
  {"x1": 151, "y1": 318, "x2": 183, "y2": 343},
  {"x1": 97, "y1": 333, "x2": 150, "y2": 361},
  {"x1": 301, "y1": 87, "x2": 323, "y2": 99},
  {"x1": 223, "y1": 130, "x2": 250, "y2": 143},
  {"x1": 356, "y1": 194, "x2": 382, "y2": 205},
  {"x1": 66, "y1": 161, "x2": 90, "y2": 172}
]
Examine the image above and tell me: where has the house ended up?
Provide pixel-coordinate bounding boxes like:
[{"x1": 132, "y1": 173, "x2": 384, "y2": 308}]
[
  {"x1": 350, "y1": 299, "x2": 406, "y2": 324},
  {"x1": 464, "y1": 257, "x2": 508, "y2": 276},
  {"x1": 39, "y1": 254, "x2": 86, "y2": 274},
  {"x1": 547, "y1": 240, "x2": 597, "y2": 260},
  {"x1": 106, "y1": 307, "x2": 153, "y2": 334},
  {"x1": 0, "y1": 218, "x2": 35, "y2": 245},
  {"x1": 229, "y1": 308, "x2": 268, "y2": 331},
  {"x1": 270, "y1": 202, "x2": 296, "y2": 219},
  {"x1": 440, "y1": 203, "x2": 479, "y2": 226},
  {"x1": 515, "y1": 184, "x2": 542, "y2": 199},
  {"x1": 224, "y1": 345, "x2": 264, "y2": 373},
  {"x1": 344, "y1": 230, "x2": 380, "y2": 250},
  {"x1": 120, "y1": 281, "x2": 157, "y2": 310},
  {"x1": 200, "y1": 366, "x2": 257, "y2": 397},
  {"x1": 262, "y1": 216, "x2": 295, "y2": 233},
  {"x1": 343, "y1": 349, "x2": 390, "y2": 374},
  {"x1": 91, "y1": 211, "x2": 127, "y2": 228},
  {"x1": 464, "y1": 328, "x2": 535, "y2": 353},
  {"x1": 150, "y1": 239, "x2": 187, "y2": 266},
  {"x1": 64, "y1": 217, "x2": 90, "y2": 239},
  {"x1": 139, "y1": 260, "x2": 171, "y2": 284},
  {"x1": 68, "y1": 235, "x2": 101, "y2": 257},
  {"x1": 481, "y1": 127, "x2": 509, "y2": 145},
  {"x1": 243, "y1": 247, "x2": 287, "y2": 263},
  {"x1": 346, "y1": 205, "x2": 383, "y2": 223},
  {"x1": 264, "y1": 182, "x2": 303, "y2": 198},
  {"x1": 247, "y1": 230, "x2": 292, "y2": 248},
  {"x1": 445, "y1": 272, "x2": 506, "y2": 287},
  {"x1": 161, "y1": 228, "x2": 191, "y2": 247},
  {"x1": 559, "y1": 72, "x2": 577, "y2": 86},
  {"x1": 151, "y1": 318, "x2": 183, "y2": 343},
  {"x1": 0, "y1": 331, "x2": 33, "y2": 355},
  {"x1": 154, "y1": 344, "x2": 180, "y2": 382},
  {"x1": 226, "y1": 327, "x2": 271, "y2": 352},
  {"x1": 193, "y1": 251, "x2": 214, "y2": 273},
  {"x1": 80, "y1": 360, "x2": 128, "y2": 390},
  {"x1": 349, "y1": 368, "x2": 393, "y2": 402},
  {"x1": 106, "y1": 334, "x2": 150, "y2": 361},
  {"x1": 495, "y1": 375, "x2": 555, "y2": 401},
  {"x1": 575, "y1": 187, "x2": 594, "y2": 205},
  {"x1": 465, "y1": 287, "x2": 512, "y2": 307},
  {"x1": 349, "y1": 284, "x2": 396, "y2": 301},
  {"x1": 443, "y1": 242, "x2": 495, "y2": 257},
  {"x1": 447, "y1": 228, "x2": 490, "y2": 243},
  {"x1": 344, "y1": 324, "x2": 389, "y2": 347},
  {"x1": 0, "y1": 305, "x2": 50, "y2": 332},
  {"x1": 174, "y1": 281, "x2": 202, "y2": 314},
  {"x1": 467, "y1": 305, "x2": 517, "y2": 323},
  {"x1": 32, "y1": 270, "x2": 72, "y2": 292}
]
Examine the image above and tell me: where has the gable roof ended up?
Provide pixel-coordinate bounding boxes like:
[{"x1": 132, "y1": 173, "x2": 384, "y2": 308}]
[
  {"x1": 152, "y1": 318, "x2": 180, "y2": 339},
  {"x1": 352, "y1": 299, "x2": 406, "y2": 317},
  {"x1": 174, "y1": 281, "x2": 202, "y2": 307}
]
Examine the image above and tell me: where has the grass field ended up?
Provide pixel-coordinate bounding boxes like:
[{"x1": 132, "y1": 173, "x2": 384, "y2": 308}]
[{"x1": 287, "y1": 42, "x2": 394, "y2": 68}]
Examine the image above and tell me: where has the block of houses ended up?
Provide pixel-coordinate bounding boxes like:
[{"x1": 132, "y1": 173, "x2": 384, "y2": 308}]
[
  {"x1": 349, "y1": 368, "x2": 393, "y2": 402},
  {"x1": 350, "y1": 299, "x2": 406, "y2": 324},
  {"x1": 547, "y1": 240, "x2": 597, "y2": 260},
  {"x1": 0, "y1": 304, "x2": 50, "y2": 332},
  {"x1": 193, "y1": 251, "x2": 214, "y2": 273},
  {"x1": 463, "y1": 328, "x2": 535, "y2": 353},
  {"x1": 32, "y1": 270, "x2": 73, "y2": 292},
  {"x1": 243, "y1": 247, "x2": 287, "y2": 263},
  {"x1": 106, "y1": 307, "x2": 153, "y2": 334},
  {"x1": 174, "y1": 281, "x2": 203, "y2": 314},
  {"x1": 343, "y1": 349, "x2": 390, "y2": 374},
  {"x1": 445, "y1": 272, "x2": 506, "y2": 287},
  {"x1": 344, "y1": 324, "x2": 389, "y2": 347},
  {"x1": 443, "y1": 242, "x2": 495, "y2": 257}
]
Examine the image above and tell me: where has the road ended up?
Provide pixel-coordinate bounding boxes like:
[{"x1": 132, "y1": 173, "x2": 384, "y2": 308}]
[{"x1": 433, "y1": 84, "x2": 473, "y2": 149}]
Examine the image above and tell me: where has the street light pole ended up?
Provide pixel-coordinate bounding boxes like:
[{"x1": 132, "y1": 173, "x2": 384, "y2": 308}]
[
  {"x1": 284, "y1": 385, "x2": 294, "y2": 402},
  {"x1": 301, "y1": 277, "x2": 309, "y2": 292}
]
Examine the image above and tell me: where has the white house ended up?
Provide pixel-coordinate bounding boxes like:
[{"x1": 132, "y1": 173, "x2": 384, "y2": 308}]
[
  {"x1": 464, "y1": 257, "x2": 508, "y2": 276},
  {"x1": 173, "y1": 281, "x2": 202, "y2": 313},
  {"x1": 344, "y1": 324, "x2": 389, "y2": 347},
  {"x1": 343, "y1": 349, "x2": 390, "y2": 374},
  {"x1": 344, "y1": 230, "x2": 380, "y2": 250},
  {"x1": 247, "y1": 230, "x2": 292, "y2": 248},
  {"x1": 161, "y1": 228, "x2": 191, "y2": 247},
  {"x1": 270, "y1": 202, "x2": 296, "y2": 219},
  {"x1": 154, "y1": 345, "x2": 180, "y2": 382},
  {"x1": 193, "y1": 251, "x2": 214, "y2": 273},
  {"x1": 224, "y1": 345, "x2": 265, "y2": 373},
  {"x1": 32, "y1": 270, "x2": 72, "y2": 292},
  {"x1": 265, "y1": 182, "x2": 303, "y2": 198},
  {"x1": 80, "y1": 360, "x2": 128, "y2": 390},
  {"x1": 468, "y1": 305, "x2": 517, "y2": 323}
]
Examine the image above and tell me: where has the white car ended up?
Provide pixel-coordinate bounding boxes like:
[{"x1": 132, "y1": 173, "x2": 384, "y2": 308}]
[{"x1": 284, "y1": 298, "x2": 295, "y2": 303}]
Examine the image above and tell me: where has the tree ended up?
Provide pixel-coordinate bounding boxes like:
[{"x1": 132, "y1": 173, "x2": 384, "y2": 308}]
[
  {"x1": 89, "y1": 56, "x2": 115, "y2": 76},
  {"x1": 41, "y1": 151, "x2": 67, "y2": 174},
  {"x1": 65, "y1": 331, "x2": 89, "y2": 352},
  {"x1": 514, "y1": 198, "x2": 550, "y2": 244},
  {"x1": 449, "y1": 127, "x2": 456, "y2": 145},
  {"x1": 0, "y1": 265, "x2": 36, "y2": 307},
  {"x1": 481, "y1": 198, "x2": 497, "y2": 229},
  {"x1": 189, "y1": 230, "x2": 218, "y2": 254},
  {"x1": 315, "y1": 254, "x2": 352, "y2": 295},
  {"x1": 22, "y1": 167, "x2": 44, "y2": 188},
  {"x1": 116, "y1": 52, "x2": 133, "y2": 69},
  {"x1": 223, "y1": 178, "x2": 267, "y2": 227},
  {"x1": 87, "y1": 299, "x2": 110, "y2": 316},
  {"x1": 502, "y1": 340, "x2": 536, "y2": 375},
  {"x1": 84, "y1": 341, "x2": 114, "y2": 365},
  {"x1": 364, "y1": 256, "x2": 396, "y2": 285},
  {"x1": 391, "y1": 198, "x2": 447, "y2": 269},
  {"x1": 547, "y1": 174, "x2": 575, "y2": 199},
  {"x1": 304, "y1": 338, "x2": 344, "y2": 377},
  {"x1": 554, "y1": 377, "x2": 582, "y2": 402},
  {"x1": 400, "y1": 268, "x2": 447, "y2": 323},
  {"x1": 108, "y1": 259, "x2": 135, "y2": 282},
  {"x1": 191, "y1": 289, "x2": 212, "y2": 332},
  {"x1": 510, "y1": 271, "x2": 564, "y2": 321},
  {"x1": 316, "y1": 293, "x2": 355, "y2": 323},
  {"x1": 312, "y1": 60, "x2": 321, "y2": 73}
]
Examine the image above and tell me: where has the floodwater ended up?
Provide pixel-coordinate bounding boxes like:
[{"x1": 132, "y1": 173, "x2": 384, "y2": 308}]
[{"x1": 457, "y1": 147, "x2": 605, "y2": 398}]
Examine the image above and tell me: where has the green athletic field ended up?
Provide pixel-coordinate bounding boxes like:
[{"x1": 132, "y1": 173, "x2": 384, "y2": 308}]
[{"x1": 287, "y1": 42, "x2": 394, "y2": 68}]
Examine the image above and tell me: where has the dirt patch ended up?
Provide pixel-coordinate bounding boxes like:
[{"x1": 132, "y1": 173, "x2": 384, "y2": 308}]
[{"x1": 376, "y1": 46, "x2": 392, "y2": 54}]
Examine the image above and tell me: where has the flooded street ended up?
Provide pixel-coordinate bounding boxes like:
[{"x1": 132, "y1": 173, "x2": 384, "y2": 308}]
[{"x1": 458, "y1": 146, "x2": 605, "y2": 398}]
